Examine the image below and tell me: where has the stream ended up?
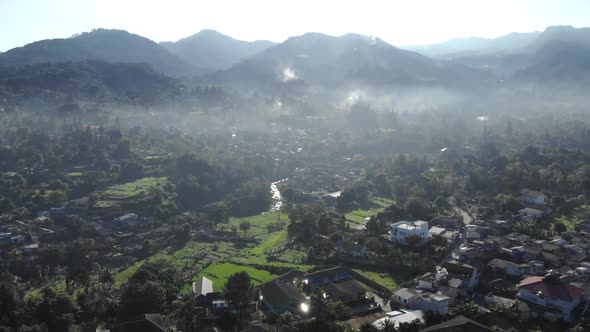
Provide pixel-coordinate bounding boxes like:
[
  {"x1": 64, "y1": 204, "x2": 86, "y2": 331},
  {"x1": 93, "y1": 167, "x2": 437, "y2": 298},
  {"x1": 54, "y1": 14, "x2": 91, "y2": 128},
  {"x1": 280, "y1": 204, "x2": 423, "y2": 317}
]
[{"x1": 269, "y1": 178, "x2": 288, "y2": 211}]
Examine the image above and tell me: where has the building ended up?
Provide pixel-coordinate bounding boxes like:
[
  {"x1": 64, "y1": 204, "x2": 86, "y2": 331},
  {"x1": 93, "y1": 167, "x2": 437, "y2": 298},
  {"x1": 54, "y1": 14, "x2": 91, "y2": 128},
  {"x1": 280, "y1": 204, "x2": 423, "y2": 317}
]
[
  {"x1": 193, "y1": 277, "x2": 214, "y2": 298},
  {"x1": 390, "y1": 221, "x2": 429, "y2": 246},
  {"x1": 321, "y1": 279, "x2": 366, "y2": 304},
  {"x1": 420, "y1": 293, "x2": 450, "y2": 315},
  {"x1": 303, "y1": 266, "x2": 352, "y2": 287},
  {"x1": 517, "y1": 275, "x2": 585, "y2": 321},
  {"x1": 520, "y1": 189, "x2": 546, "y2": 206},
  {"x1": 419, "y1": 315, "x2": 492, "y2": 332},
  {"x1": 109, "y1": 313, "x2": 167, "y2": 332},
  {"x1": 392, "y1": 288, "x2": 450, "y2": 315},
  {"x1": 488, "y1": 258, "x2": 543, "y2": 277},
  {"x1": 335, "y1": 240, "x2": 367, "y2": 257},
  {"x1": 442, "y1": 261, "x2": 479, "y2": 290},
  {"x1": 518, "y1": 208, "x2": 546, "y2": 221},
  {"x1": 372, "y1": 310, "x2": 424, "y2": 330},
  {"x1": 259, "y1": 280, "x2": 307, "y2": 317}
]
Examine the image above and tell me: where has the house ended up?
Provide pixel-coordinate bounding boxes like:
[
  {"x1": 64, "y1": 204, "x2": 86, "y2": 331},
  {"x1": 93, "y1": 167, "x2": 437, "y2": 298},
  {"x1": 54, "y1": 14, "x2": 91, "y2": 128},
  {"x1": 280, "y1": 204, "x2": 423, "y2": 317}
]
[
  {"x1": 390, "y1": 221, "x2": 429, "y2": 246},
  {"x1": 417, "y1": 267, "x2": 448, "y2": 291},
  {"x1": 451, "y1": 246, "x2": 479, "y2": 262},
  {"x1": 510, "y1": 246, "x2": 541, "y2": 261},
  {"x1": 488, "y1": 258, "x2": 543, "y2": 277},
  {"x1": 520, "y1": 189, "x2": 546, "y2": 206},
  {"x1": 372, "y1": 310, "x2": 424, "y2": 330},
  {"x1": 109, "y1": 313, "x2": 167, "y2": 332},
  {"x1": 321, "y1": 279, "x2": 366, "y2": 303},
  {"x1": 419, "y1": 293, "x2": 450, "y2": 315},
  {"x1": 259, "y1": 280, "x2": 307, "y2": 317},
  {"x1": 442, "y1": 261, "x2": 479, "y2": 290},
  {"x1": 335, "y1": 240, "x2": 367, "y2": 257},
  {"x1": 429, "y1": 227, "x2": 446, "y2": 237},
  {"x1": 19, "y1": 243, "x2": 39, "y2": 256},
  {"x1": 304, "y1": 266, "x2": 352, "y2": 287},
  {"x1": 393, "y1": 288, "x2": 421, "y2": 308},
  {"x1": 393, "y1": 288, "x2": 450, "y2": 315},
  {"x1": 193, "y1": 276, "x2": 214, "y2": 298},
  {"x1": 418, "y1": 315, "x2": 492, "y2": 332},
  {"x1": 193, "y1": 277, "x2": 231, "y2": 313},
  {"x1": 517, "y1": 275, "x2": 585, "y2": 321},
  {"x1": 518, "y1": 208, "x2": 545, "y2": 221}
]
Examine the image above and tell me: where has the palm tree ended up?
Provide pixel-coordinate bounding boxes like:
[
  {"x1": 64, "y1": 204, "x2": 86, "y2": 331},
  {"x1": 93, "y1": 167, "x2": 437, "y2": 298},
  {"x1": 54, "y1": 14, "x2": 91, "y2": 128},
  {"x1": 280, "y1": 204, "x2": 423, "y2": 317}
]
[{"x1": 379, "y1": 318, "x2": 397, "y2": 332}]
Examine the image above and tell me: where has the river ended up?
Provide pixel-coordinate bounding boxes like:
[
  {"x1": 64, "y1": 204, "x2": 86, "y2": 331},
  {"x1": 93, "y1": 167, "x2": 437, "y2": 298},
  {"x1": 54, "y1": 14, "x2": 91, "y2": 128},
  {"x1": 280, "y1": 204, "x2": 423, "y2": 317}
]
[{"x1": 269, "y1": 178, "x2": 288, "y2": 211}]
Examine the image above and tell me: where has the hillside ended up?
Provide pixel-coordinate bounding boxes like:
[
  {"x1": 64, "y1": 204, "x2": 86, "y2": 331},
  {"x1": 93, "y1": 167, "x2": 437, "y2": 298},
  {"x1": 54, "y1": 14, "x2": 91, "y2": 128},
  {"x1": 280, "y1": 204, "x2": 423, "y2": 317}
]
[
  {"x1": 161, "y1": 29, "x2": 275, "y2": 72},
  {"x1": 210, "y1": 32, "x2": 488, "y2": 90},
  {"x1": 0, "y1": 29, "x2": 194, "y2": 76},
  {"x1": 403, "y1": 31, "x2": 541, "y2": 58},
  {"x1": 0, "y1": 60, "x2": 181, "y2": 104},
  {"x1": 515, "y1": 40, "x2": 590, "y2": 81}
]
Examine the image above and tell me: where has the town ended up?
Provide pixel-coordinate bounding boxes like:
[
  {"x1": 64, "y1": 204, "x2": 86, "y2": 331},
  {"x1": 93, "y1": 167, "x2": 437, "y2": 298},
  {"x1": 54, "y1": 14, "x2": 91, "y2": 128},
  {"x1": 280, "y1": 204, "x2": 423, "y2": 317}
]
[{"x1": 1, "y1": 5, "x2": 590, "y2": 332}]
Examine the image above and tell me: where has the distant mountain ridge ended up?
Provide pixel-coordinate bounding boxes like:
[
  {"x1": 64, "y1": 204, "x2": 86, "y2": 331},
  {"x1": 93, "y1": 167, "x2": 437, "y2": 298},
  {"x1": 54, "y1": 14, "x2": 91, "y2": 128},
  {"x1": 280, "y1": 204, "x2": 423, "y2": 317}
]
[
  {"x1": 0, "y1": 29, "x2": 193, "y2": 76},
  {"x1": 161, "y1": 29, "x2": 275, "y2": 72},
  {"x1": 210, "y1": 32, "x2": 489, "y2": 90}
]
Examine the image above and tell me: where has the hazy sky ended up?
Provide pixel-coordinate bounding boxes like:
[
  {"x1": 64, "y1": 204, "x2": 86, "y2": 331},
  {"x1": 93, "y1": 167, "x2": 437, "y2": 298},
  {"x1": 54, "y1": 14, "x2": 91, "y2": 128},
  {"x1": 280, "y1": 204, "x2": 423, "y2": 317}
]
[{"x1": 1, "y1": 0, "x2": 590, "y2": 52}]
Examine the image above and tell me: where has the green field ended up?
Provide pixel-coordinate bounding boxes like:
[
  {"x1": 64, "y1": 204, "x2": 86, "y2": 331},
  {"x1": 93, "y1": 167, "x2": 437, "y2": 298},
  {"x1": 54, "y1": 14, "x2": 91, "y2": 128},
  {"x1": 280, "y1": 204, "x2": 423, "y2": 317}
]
[
  {"x1": 353, "y1": 269, "x2": 399, "y2": 289},
  {"x1": 226, "y1": 211, "x2": 287, "y2": 237},
  {"x1": 96, "y1": 177, "x2": 166, "y2": 208},
  {"x1": 344, "y1": 197, "x2": 395, "y2": 227},
  {"x1": 195, "y1": 263, "x2": 278, "y2": 291},
  {"x1": 556, "y1": 204, "x2": 590, "y2": 231},
  {"x1": 113, "y1": 241, "x2": 240, "y2": 287}
]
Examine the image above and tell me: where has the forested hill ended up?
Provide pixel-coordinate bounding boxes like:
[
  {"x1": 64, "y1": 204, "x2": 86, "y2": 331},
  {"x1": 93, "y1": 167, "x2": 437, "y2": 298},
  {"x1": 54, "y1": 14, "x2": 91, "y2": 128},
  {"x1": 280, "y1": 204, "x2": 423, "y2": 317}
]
[
  {"x1": 0, "y1": 29, "x2": 194, "y2": 76},
  {"x1": 0, "y1": 61, "x2": 182, "y2": 105},
  {"x1": 160, "y1": 29, "x2": 275, "y2": 72}
]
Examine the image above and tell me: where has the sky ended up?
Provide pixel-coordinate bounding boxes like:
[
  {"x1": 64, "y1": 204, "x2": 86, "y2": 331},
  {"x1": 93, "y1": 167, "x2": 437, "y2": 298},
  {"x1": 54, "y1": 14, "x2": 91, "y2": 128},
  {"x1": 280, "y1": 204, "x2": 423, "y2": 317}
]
[{"x1": 1, "y1": 0, "x2": 590, "y2": 52}]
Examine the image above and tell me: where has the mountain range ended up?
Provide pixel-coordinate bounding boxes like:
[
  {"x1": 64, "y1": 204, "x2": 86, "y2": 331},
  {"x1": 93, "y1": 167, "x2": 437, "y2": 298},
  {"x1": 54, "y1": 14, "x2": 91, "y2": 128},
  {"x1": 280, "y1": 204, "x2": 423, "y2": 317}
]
[
  {"x1": 160, "y1": 29, "x2": 275, "y2": 73},
  {"x1": 0, "y1": 25, "x2": 589, "y2": 96}
]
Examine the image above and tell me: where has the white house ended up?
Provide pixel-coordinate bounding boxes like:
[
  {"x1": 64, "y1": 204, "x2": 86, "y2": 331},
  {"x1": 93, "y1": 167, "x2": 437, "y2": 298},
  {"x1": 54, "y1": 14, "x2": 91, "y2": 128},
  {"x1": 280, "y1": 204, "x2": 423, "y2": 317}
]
[
  {"x1": 390, "y1": 221, "x2": 429, "y2": 245},
  {"x1": 372, "y1": 310, "x2": 424, "y2": 330},
  {"x1": 420, "y1": 293, "x2": 450, "y2": 315},
  {"x1": 520, "y1": 189, "x2": 546, "y2": 206},
  {"x1": 517, "y1": 275, "x2": 585, "y2": 321},
  {"x1": 392, "y1": 288, "x2": 450, "y2": 315}
]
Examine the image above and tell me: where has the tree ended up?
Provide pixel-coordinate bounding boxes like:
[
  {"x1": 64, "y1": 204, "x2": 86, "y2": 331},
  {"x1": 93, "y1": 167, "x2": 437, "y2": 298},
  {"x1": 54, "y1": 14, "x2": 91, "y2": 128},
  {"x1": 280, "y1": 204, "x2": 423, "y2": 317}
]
[
  {"x1": 360, "y1": 321, "x2": 379, "y2": 332},
  {"x1": 223, "y1": 271, "x2": 254, "y2": 327},
  {"x1": 48, "y1": 190, "x2": 67, "y2": 205},
  {"x1": 554, "y1": 222, "x2": 567, "y2": 234},
  {"x1": 120, "y1": 281, "x2": 165, "y2": 316},
  {"x1": 398, "y1": 319, "x2": 422, "y2": 332},
  {"x1": 239, "y1": 221, "x2": 251, "y2": 235},
  {"x1": 378, "y1": 318, "x2": 397, "y2": 332},
  {"x1": 404, "y1": 197, "x2": 433, "y2": 220}
]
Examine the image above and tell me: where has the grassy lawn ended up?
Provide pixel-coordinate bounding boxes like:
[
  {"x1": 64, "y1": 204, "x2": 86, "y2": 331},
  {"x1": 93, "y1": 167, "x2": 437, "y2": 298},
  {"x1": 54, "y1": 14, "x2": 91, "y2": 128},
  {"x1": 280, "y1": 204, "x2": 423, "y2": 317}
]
[
  {"x1": 227, "y1": 211, "x2": 285, "y2": 238},
  {"x1": 114, "y1": 261, "x2": 145, "y2": 287},
  {"x1": 195, "y1": 262, "x2": 278, "y2": 291},
  {"x1": 96, "y1": 177, "x2": 166, "y2": 208},
  {"x1": 249, "y1": 229, "x2": 288, "y2": 256},
  {"x1": 353, "y1": 269, "x2": 399, "y2": 289},
  {"x1": 344, "y1": 197, "x2": 395, "y2": 227},
  {"x1": 556, "y1": 205, "x2": 590, "y2": 231}
]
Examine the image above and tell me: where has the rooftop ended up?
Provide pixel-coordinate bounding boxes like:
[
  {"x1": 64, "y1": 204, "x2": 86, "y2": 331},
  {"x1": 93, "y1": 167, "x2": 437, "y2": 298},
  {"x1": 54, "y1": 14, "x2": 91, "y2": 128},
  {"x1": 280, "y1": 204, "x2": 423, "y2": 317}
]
[{"x1": 518, "y1": 276, "x2": 584, "y2": 302}]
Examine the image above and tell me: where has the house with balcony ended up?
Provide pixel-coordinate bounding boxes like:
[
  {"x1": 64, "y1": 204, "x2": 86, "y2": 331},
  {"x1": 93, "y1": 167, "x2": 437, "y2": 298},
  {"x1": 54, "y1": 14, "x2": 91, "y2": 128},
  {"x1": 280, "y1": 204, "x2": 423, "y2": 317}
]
[{"x1": 390, "y1": 220, "x2": 429, "y2": 246}]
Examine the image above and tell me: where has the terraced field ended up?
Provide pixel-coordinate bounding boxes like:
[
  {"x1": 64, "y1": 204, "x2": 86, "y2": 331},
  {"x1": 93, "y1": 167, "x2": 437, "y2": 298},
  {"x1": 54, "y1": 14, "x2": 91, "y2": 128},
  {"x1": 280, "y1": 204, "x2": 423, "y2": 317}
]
[
  {"x1": 95, "y1": 177, "x2": 166, "y2": 208},
  {"x1": 344, "y1": 197, "x2": 395, "y2": 228}
]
